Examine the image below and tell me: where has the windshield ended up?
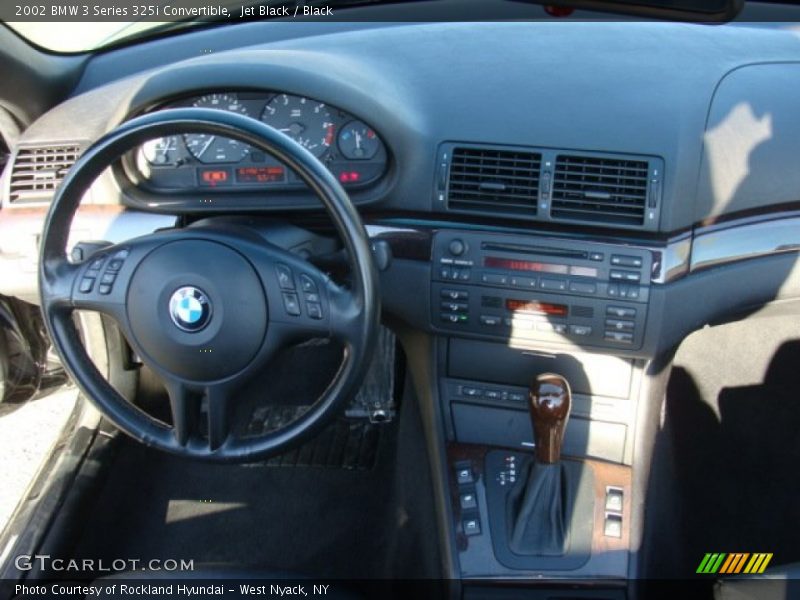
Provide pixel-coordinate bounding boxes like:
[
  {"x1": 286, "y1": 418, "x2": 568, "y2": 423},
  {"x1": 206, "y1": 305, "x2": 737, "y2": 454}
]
[
  {"x1": 2, "y1": 0, "x2": 386, "y2": 53},
  {"x1": 5, "y1": 21, "x2": 173, "y2": 52}
]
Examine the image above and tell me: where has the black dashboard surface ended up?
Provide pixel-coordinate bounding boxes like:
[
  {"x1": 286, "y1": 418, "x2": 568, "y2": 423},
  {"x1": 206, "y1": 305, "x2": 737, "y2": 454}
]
[{"x1": 9, "y1": 20, "x2": 800, "y2": 231}]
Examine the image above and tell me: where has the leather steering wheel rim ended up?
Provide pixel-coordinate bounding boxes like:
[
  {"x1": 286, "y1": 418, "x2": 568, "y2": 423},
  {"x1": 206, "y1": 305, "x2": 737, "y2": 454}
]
[{"x1": 39, "y1": 108, "x2": 380, "y2": 462}]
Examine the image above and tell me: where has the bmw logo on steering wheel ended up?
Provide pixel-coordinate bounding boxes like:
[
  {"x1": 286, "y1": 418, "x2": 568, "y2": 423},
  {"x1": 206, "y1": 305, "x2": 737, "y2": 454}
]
[{"x1": 169, "y1": 286, "x2": 212, "y2": 332}]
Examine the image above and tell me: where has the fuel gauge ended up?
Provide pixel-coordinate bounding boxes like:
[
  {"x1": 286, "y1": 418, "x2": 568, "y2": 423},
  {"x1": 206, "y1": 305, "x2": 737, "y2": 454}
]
[{"x1": 337, "y1": 121, "x2": 380, "y2": 160}]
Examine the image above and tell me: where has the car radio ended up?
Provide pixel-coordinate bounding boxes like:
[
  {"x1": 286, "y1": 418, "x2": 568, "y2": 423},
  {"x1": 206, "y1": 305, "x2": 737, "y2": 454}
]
[{"x1": 431, "y1": 230, "x2": 651, "y2": 349}]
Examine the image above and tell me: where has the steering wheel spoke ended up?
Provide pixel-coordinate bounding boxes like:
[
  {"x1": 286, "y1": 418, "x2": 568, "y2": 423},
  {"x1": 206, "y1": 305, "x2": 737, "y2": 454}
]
[
  {"x1": 328, "y1": 283, "x2": 366, "y2": 345},
  {"x1": 165, "y1": 378, "x2": 233, "y2": 451},
  {"x1": 165, "y1": 379, "x2": 194, "y2": 447},
  {"x1": 205, "y1": 383, "x2": 232, "y2": 451}
]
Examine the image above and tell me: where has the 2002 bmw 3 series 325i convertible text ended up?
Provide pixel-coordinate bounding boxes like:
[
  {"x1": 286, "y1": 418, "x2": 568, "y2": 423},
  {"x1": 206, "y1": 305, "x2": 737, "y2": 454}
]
[{"x1": 1, "y1": 1, "x2": 800, "y2": 598}]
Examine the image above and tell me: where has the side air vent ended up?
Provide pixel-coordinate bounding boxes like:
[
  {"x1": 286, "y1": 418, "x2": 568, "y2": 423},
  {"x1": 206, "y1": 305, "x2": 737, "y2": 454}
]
[
  {"x1": 447, "y1": 146, "x2": 541, "y2": 217},
  {"x1": 8, "y1": 144, "x2": 81, "y2": 204},
  {"x1": 550, "y1": 155, "x2": 650, "y2": 226}
]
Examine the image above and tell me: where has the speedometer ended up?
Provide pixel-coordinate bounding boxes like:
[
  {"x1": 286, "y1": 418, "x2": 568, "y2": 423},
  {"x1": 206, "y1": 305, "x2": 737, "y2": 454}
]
[
  {"x1": 184, "y1": 94, "x2": 251, "y2": 164},
  {"x1": 261, "y1": 94, "x2": 335, "y2": 158}
]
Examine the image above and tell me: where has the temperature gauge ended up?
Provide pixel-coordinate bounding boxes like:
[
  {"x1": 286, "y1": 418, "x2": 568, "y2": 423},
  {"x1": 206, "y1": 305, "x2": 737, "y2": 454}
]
[
  {"x1": 337, "y1": 120, "x2": 380, "y2": 160},
  {"x1": 141, "y1": 136, "x2": 181, "y2": 165}
]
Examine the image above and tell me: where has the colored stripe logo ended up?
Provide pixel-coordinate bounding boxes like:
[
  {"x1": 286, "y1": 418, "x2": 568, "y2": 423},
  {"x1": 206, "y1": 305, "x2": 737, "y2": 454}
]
[{"x1": 697, "y1": 553, "x2": 773, "y2": 574}]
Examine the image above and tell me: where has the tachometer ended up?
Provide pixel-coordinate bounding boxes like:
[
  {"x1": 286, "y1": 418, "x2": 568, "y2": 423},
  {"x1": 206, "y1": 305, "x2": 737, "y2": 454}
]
[
  {"x1": 260, "y1": 94, "x2": 335, "y2": 158},
  {"x1": 184, "y1": 94, "x2": 251, "y2": 163}
]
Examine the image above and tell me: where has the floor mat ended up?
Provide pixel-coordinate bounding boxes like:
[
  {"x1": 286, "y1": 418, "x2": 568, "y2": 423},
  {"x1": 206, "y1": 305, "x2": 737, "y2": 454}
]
[
  {"x1": 72, "y1": 423, "x2": 396, "y2": 577},
  {"x1": 68, "y1": 384, "x2": 439, "y2": 579}
]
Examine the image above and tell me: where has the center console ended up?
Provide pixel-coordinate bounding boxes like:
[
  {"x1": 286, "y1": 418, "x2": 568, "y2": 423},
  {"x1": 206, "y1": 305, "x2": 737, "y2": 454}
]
[{"x1": 426, "y1": 230, "x2": 645, "y2": 591}]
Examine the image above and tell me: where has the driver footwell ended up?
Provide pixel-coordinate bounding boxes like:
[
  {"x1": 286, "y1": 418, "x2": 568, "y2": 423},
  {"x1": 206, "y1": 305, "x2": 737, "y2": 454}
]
[
  {"x1": 67, "y1": 329, "x2": 439, "y2": 579},
  {"x1": 68, "y1": 388, "x2": 438, "y2": 579}
]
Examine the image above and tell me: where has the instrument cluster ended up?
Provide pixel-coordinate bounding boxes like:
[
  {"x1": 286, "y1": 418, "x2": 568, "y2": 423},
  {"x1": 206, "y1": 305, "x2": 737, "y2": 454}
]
[{"x1": 132, "y1": 92, "x2": 388, "y2": 193}]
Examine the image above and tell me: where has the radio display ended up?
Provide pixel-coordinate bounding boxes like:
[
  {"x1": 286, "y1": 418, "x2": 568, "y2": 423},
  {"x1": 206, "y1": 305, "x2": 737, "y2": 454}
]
[
  {"x1": 484, "y1": 256, "x2": 598, "y2": 278},
  {"x1": 506, "y1": 299, "x2": 568, "y2": 317}
]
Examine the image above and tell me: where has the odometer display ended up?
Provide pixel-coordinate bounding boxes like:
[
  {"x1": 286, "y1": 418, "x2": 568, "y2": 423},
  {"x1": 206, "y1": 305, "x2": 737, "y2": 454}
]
[{"x1": 236, "y1": 166, "x2": 286, "y2": 184}]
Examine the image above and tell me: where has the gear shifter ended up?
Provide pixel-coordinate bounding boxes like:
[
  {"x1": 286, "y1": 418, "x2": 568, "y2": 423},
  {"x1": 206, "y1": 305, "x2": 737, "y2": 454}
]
[
  {"x1": 506, "y1": 373, "x2": 576, "y2": 556},
  {"x1": 530, "y1": 373, "x2": 571, "y2": 464}
]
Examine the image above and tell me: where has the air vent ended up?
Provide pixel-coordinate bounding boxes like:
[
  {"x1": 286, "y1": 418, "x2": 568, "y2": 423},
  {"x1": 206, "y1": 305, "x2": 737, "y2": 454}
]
[
  {"x1": 551, "y1": 155, "x2": 649, "y2": 226},
  {"x1": 447, "y1": 147, "x2": 541, "y2": 216},
  {"x1": 8, "y1": 144, "x2": 81, "y2": 204}
]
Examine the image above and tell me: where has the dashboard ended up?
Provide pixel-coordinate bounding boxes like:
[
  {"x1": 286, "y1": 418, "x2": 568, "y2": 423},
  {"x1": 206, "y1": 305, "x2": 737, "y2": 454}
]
[
  {"x1": 2, "y1": 20, "x2": 800, "y2": 359},
  {"x1": 130, "y1": 91, "x2": 388, "y2": 194}
]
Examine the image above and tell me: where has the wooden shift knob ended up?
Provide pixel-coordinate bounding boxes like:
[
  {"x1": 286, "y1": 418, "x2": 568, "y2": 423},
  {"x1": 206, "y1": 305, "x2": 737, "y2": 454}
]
[{"x1": 529, "y1": 373, "x2": 571, "y2": 464}]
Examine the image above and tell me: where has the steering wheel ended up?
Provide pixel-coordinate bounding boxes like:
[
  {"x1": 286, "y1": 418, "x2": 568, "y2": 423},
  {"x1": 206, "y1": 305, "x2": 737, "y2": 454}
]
[{"x1": 38, "y1": 108, "x2": 380, "y2": 462}]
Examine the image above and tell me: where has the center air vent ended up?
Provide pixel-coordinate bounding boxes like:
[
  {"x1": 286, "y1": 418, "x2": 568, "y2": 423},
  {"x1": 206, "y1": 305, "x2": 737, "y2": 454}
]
[
  {"x1": 550, "y1": 155, "x2": 650, "y2": 226},
  {"x1": 447, "y1": 146, "x2": 541, "y2": 216},
  {"x1": 8, "y1": 144, "x2": 81, "y2": 204}
]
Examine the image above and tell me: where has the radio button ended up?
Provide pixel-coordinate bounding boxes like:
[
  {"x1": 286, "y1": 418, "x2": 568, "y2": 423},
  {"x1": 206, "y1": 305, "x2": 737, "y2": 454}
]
[
  {"x1": 540, "y1": 278, "x2": 567, "y2": 291},
  {"x1": 589, "y1": 252, "x2": 605, "y2": 261},
  {"x1": 610, "y1": 269, "x2": 641, "y2": 282},
  {"x1": 607, "y1": 284, "x2": 619, "y2": 297},
  {"x1": 460, "y1": 386, "x2": 483, "y2": 397},
  {"x1": 607, "y1": 306, "x2": 636, "y2": 318},
  {"x1": 605, "y1": 318, "x2": 635, "y2": 331},
  {"x1": 480, "y1": 315, "x2": 502, "y2": 327},
  {"x1": 510, "y1": 276, "x2": 536, "y2": 289},
  {"x1": 569, "y1": 325, "x2": 593, "y2": 336},
  {"x1": 624, "y1": 271, "x2": 641, "y2": 282},
  {"x1": 611, "y1": 254, "x2": 643, "y2": 268},
  {"x1": 448, "y1": 239, "x2": 467, "y2": 256},
  {"x1": 626, "y1": 286, "x2": 641, "y2": 299},
  {"x1": 481, "y1": 273, "x2": 508, "y2": 286},
  {"x1": 569, "y1": 281, "x2": 597, "y2": 294},
  {"x1": 442, "y1": 289, "x2": 469, "y2": 300}
]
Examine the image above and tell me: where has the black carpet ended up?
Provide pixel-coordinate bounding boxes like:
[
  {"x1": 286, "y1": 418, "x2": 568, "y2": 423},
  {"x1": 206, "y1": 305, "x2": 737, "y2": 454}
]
[{"x1": 70, "y1": 384, "x2": 440, "y2": 579}]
